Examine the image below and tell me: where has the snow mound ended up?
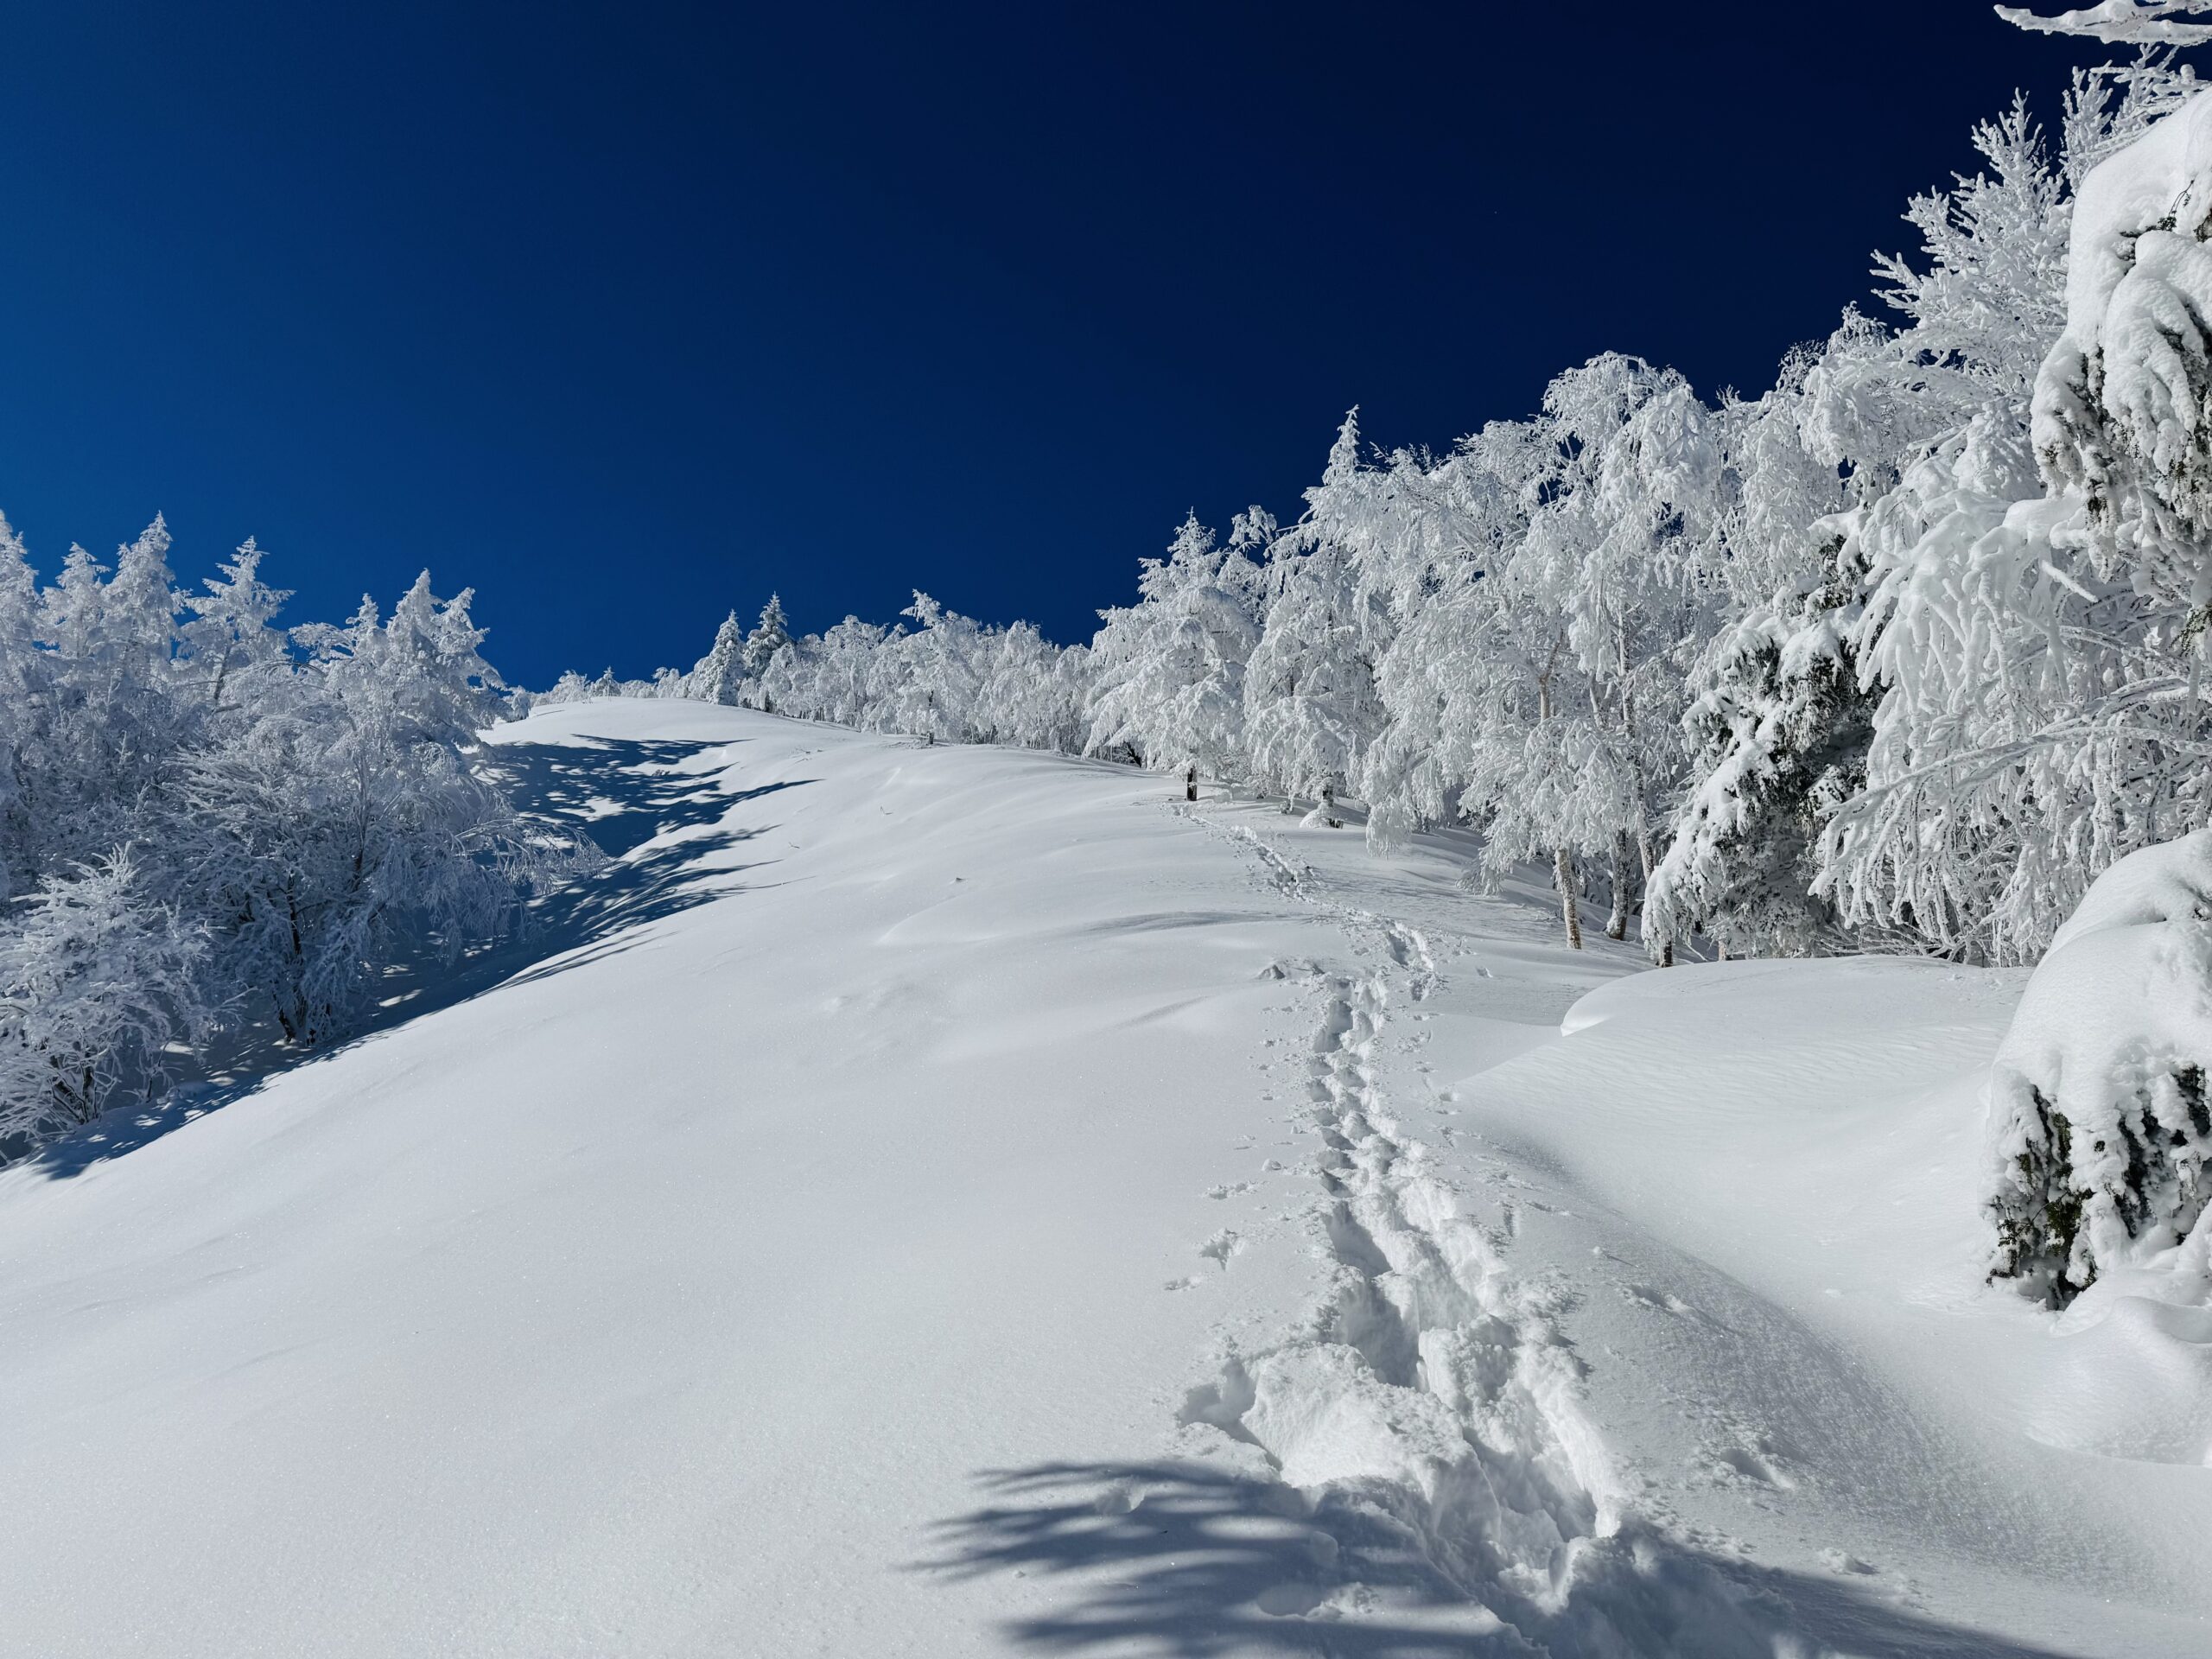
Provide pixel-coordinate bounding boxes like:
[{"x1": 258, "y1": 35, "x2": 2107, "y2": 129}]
[
  {"x1": 2031, "y1": 1287, "x2": 2212, "y2": 1463},
  {"x1": 1558, "y1": 954, "x2": 1957, "y2": 1035},
  {"x1": 1986, "y1": 828, "x2": 2212, "y2": 1306}
]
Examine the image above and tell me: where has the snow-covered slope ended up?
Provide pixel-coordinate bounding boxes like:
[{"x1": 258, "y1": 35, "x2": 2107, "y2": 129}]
[{"x1": 0, "y1": 701, "x2": 2203, "y2": 1656}]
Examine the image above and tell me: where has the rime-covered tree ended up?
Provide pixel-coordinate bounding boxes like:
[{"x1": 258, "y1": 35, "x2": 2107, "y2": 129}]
[
  {"x1": 980, "y1": 624, "x2": 1090, "y2": 753},
  {"x1": 0, "y1": 850, "x2": 207, "y2": 1143},
  {"x1": 1820, "y1": 54, "x2": 2210, "y2": 961},
  {"x1": 0, "y1": 513, "x2": 582, "y2": 1156},
  {"x1": 741, "y1": 594, "x2": 792, "y2": 707},
  {"x1": 1245, "y1": 480, "x2": 1390, "y2": 813},
  {"x1": 690, "y1": 612, "x2": 746, "y2": 705},
  {"x1": 180, "y1": 538, "x2": 293, "y2": 710},
  {"x1": 1087, "y1": 513, "x2": 1262, "y2": 775},
  {"x1": 1645, "y1": 353, "x2": 1863, "y2": 959}
]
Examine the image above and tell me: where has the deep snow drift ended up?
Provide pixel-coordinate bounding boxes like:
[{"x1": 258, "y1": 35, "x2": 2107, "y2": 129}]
[{"x1": 0, "y1": 701, "x2": 2204, "y2": 1656}]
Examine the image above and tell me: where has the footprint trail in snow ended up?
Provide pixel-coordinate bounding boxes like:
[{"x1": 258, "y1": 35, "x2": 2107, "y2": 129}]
[{"x1": 1166, "y1": 816, "x2": 1842, "y2": 1653}]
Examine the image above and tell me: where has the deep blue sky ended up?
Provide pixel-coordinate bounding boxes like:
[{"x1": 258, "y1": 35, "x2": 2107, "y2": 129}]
[{"x1": 0, "y1": 2, "x2": 2124, "y2": 685}]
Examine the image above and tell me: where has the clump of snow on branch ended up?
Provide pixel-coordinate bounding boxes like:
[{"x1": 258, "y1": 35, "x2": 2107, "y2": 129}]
[{"x1": 1999, "y1": 1, "x2": 2212, "y2": 46}]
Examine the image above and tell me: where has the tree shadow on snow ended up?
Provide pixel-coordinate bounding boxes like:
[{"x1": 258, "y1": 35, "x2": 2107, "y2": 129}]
[
  {"x1": 29, "y1": 735, "x2": 810, "y2": 1179},
  {"x1": 915, "y1": 1460, "x2": 2087, "y2": 1659}
]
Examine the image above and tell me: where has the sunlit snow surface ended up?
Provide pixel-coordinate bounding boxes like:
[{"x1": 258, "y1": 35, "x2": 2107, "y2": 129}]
[{"x1": 0, "y1": 700, "x2": 2204, "y2": 1656}]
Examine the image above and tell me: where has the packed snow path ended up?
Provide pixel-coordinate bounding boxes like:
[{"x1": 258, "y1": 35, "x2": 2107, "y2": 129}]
[{"x1": 0, "y1": 703, "x2": 2205, "y2": 1656}]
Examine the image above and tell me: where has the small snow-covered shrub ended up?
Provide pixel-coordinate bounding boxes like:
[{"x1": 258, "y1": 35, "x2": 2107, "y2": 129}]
[
  {"x1": 0, "y1": 852, "x2": 208, "y2": 1142},
  {"x1": 1986, "y1": 829, "x2": 2212, "y2": 1305}
]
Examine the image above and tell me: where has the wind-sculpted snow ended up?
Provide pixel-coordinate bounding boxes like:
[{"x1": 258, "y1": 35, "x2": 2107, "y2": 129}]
[
  {"x1": 1144, "y1": 824, "x2": 2034, "y2": 1654},
  {"x1": 0, "y1": 702, "x2": 2202, "y2": 1655}
]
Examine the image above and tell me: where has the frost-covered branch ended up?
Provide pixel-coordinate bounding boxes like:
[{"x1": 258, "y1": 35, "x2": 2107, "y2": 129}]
[{"x1": 1997, "y1": 1, "x2": 2212, "y2": 44}]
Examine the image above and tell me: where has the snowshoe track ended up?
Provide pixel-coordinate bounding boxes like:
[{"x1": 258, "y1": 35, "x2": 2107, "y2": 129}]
[{"x1": 1182, "y1": 816, "x2": 1837, "y2": 1652}]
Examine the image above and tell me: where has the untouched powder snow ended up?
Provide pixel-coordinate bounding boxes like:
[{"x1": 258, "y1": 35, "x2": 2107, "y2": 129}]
[{"x1": 0, "y1": 700, "x2": 2205, "y2": 1656}]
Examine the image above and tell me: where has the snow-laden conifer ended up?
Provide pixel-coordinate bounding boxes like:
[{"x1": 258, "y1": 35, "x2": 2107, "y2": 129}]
[
  {"x1": 0, "y1": 850, "x2": 207, "y2": 1143},
  {"x1": 689, "y1": 612, "x2": 746, "y2": 705},
  {"x1": 741, "y1": 594, "x2": 791, "y2": 706},
  {"x1": 1086, "y1": 513, "x2": 1262, "y2": 776}
]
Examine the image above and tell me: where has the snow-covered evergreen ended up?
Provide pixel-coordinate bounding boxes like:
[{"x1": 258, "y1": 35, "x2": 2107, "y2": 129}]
[
  {"x1": 0, "y1": 525, "x2": 590, "y2": 1149},
  {"x1": 687, "y1": 611, "x2": 746, "y2": 706},
  {"x1": 0, "y1": 849, "x2": 207, "y2": 1144},
  {"x1": 1084, "y1": 512, "x2": 1263, "y2": 774}
]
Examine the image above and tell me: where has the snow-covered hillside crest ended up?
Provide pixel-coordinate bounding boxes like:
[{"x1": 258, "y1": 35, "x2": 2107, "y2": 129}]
[
  {"x1": 1986, "y1": 828, "x2": 2212, "y2": 1304},
  {"x1": 8, "y1": 698, "x2": 2212, "y2": 1654}
]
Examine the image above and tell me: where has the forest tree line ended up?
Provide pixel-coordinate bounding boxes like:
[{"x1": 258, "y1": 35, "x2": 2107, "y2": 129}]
[
  {"x1": 550, "y1": 46, "x2": 2212, "y2": 972},
  {"x1": 10, "y1": 20, "x2": 2212, "y2": 1157}
]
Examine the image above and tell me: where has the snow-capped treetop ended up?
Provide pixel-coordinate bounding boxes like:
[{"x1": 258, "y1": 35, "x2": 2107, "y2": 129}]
[
  {"x1": 179, "y1": 539, "x2": 292, "y2": 708},
  {"x1": 102, "y1": 515, "x2": 178, "y2": 681},
  {"x1": 888, "y1": 591, "x2": 989, "y2": 743},
  {"x1": 742, "y1": 594, "x2": 791, "y2": 681},
  {"x1": 40, "y1": 545, "x2": 108, "y2": 664},
  {"x1": 1872, "y1": 96, "x2": 2070, "y2": 417}
]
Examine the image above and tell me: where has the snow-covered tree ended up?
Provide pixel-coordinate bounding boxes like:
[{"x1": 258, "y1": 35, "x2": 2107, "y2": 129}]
[
  {"x1": 0, "y1": 850, "x2": 207, "y2": 1143},
  {"x1": 179, "y1": 538, "x2": 292, "y2": 710},
  {"x1": 1821, "y1": 60, "x2": 2212, "y2": 962},
  {"x1": 1984, "y1": 828, "x2": 2212, "y2": 1306},
  {"x1": 741, "y1": 594, "x2": 792, "y2": 707},
  {"x1": 1346, "y1": 424, "x2": 1541, "y2": 849},
  {"x1": 0, "y1": 516, "x2": 42, "y2": 900},
  {"x1": 771, "y1": 618, "x2": 888, "y2": 729},
  {"x1": 1646, "y1": 353, "x2": 1862, "y2": 959},
  {"x1": 101, "y1": 514, "x2": 180, "y2": 689},
  {"x1": 0, "y1": 509, "x2": 596, "y2": 1158},
  {"x1": 882, "y1": 592, "x2": 989, "y2": 743},
  {"x1": 689, "y1": 612, "x2": 746, "y2": 705},
  {"x1": 1646, "y1": 531, "x2": 1876, "y2": 959},
  {"x1": 166, "y1": 574, "x2": 531, "y2": 1044},
  {"x1": 1427, "y1": 358, "x2": 1722, "y2": 947},
  {"x1": 1087, "y1": 513, "x2": 1262, "y2": 775},
  {"x1": 979, "y1": 623, "x2": 1090, "y2": 753},
  {"x1": 1245, "y1": 480, "x2": 1391, "y2": 814}
]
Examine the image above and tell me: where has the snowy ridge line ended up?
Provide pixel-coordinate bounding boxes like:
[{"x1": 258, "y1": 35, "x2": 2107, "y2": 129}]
[{"x1": 1179, "y1": 815, "x2": 1830, "y2": 1651}]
